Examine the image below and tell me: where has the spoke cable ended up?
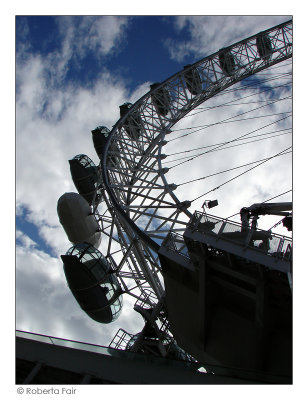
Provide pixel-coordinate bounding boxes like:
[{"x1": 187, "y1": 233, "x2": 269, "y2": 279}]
[
  {"x1": 165, "y1": 128, "x2": 291, "y2": 161},
  {"x1": 170, "y1": 95, "x2": 291, "y2": 136},
  {"x1": 177, "y1": 150, "x2": 291, "y2": 187},
  {"x1": 191, "y1": 146, "x2": 292, "y2": 203},
  {"x1": 181, "y1": 90, "x2": 291, "y2": 120},
  {"x1": 224, "y1": 190, "x2": 292, "y2": 220},
  {"x1": 199, "y1": 74, "x2": 291, "y2": 105},
  {"x1": 168, "y1": 115, "x2": 291, "y2": 169}
]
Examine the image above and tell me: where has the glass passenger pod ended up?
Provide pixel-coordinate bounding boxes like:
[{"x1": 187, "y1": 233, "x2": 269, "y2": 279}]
[
  {"x1": 218, "y1": 49, "x2": 235, "y2": 77},
  {"x1": 150, "y1": 83, "x2": 171, "y2": 116},
  {"x1": 91, "y1": 126, "x2": 110, "y2": 157},
  {"x1": 61, "y1": 243, "x2": 123, "y2": 324},
  {"x1": 69, "y1": 154, "x2": 98, "y2": 204},
  {"x1": 256, "y1": 32, "x2": 273, "y2": 60},
  {"x1": 57, "y1": 192, "x2": 102, "y2": 248},
  {"x1": 183, "y1": 64, "x2": 202, "y2": 95},
  {"x1": 91, "y1": 126, "x2": 118, "y2": 165},
  {"x1": 119, "y1": 103, "x2": 142, "y2": 141}
]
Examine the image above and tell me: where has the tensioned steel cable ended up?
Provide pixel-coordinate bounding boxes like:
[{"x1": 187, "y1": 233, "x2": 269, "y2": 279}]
[
  {"x1": 181, "y1": 87, "x2": 291, "y2": 119},
  {"x1": 176, "y1": 150, "x2": 291, "y2": 187},
  {"x1": 267, "y1": 216, "x2": 289, "y2": 231},
  {"x1": 191, "y1": 146, "x2": 292, "y2": 203},
  {"x1": 168, "y1": 115, "x2": 291, "y2": 169},
  {"x1": 217, "y1": 67, "x2": 291, "y2": 90},
  {"x1": 166, "y1": 128, "x2": 291, "y2": 158},
  {"x1": 186, "y1": 95, "x2": 291, "y2": 117},
  {"x1": 169, "y1": 95, "x2": 291, "y2": 138},
  {"x1": 178, "y1": 71, "x2": 291, "y2": 121},
  {"x1": 224, "y1": 189, "x2": 292, "y2": 220},
  {"x1": 198, "y1": 72, "x2": 291, "y2": 98},
  {"x1": 261, "y1": 190, "x2": 293, "y2": 203},
  {"x1": 165, "y1": 130, "x2": 291, "y2": 167},
  {"x1": 183, "y1": 67, "x2": 292, "y2": 107},
  {"x1": 222, "y1": 69, "x2": 291, "y2": 90},
  {"x1": 165, "y1": 85, "x2": 291, "y2": 166}
]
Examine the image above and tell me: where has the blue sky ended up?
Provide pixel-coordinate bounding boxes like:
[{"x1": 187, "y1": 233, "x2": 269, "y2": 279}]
[
  {"x1": 16, "y1": 16, "x2": 209, "y2": 99},
  {"x1": 15, "y1": 15, "x2": 293, "y2": 353}
]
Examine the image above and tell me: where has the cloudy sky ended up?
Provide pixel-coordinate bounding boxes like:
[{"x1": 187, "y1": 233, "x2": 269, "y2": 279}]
[{"x1": 15, "y1": 15, "x2": 293, "y2": 352}]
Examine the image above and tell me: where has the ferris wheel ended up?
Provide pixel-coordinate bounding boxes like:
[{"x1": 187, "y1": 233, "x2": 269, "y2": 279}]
[{"x1": 57, "y1": 20, "x2": 292, "y2": 378}]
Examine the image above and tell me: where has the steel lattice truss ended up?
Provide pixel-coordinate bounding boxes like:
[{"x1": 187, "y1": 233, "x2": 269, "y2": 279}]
[{"x1": 87, "y1": 20, "x2": 293, "y2": 336}]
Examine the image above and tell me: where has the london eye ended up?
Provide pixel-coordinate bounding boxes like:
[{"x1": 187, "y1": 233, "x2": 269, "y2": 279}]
[{"x1": 57, "y1": 19, "x2": 292, "y2": 383}]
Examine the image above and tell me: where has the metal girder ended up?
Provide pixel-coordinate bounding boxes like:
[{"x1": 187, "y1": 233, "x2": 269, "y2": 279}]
[
  {"x1": 101, "y1": 20, "x2": 292, "y2": 259},
  {"x1": 96, "y1": 20, "x2": 292, "y2": 354}
]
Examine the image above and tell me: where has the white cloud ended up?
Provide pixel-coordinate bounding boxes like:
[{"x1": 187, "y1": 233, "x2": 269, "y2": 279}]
[
  {"x1": 163, "y1": 77, "x2": 292, "y2": 231},
  {"x1": 16, "y1": 58, "x2": 131, "y2": 236},
  {"x1": 16, "y1": 232, "x2": 144, "y2": 345},
  {"x1": 52, "y1": 16, "x2": 130, "y2": 82},
  {"x1": 16, "y1": 230, "x2": 37, "y2": 249},
  {"x1": 16, "y1": 16, "x2": 149, "y2": 345},
  {"x1": 86, "y1": 16, "x2": 130, "y2": 57},
  {"x1": 165, "y1": 16, "x2": 291, "y2": 62}
]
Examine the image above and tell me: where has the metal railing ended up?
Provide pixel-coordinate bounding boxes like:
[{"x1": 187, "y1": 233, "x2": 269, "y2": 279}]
[
  {"x1": 16, "y1": 329, "x2": 199, "y2": 371},
  {"x1": 188, "y1": 211, "x2": 292, "y2": 261},
  {"x1": 16, "y1": 330, "x2": 116, "y2": 357},
  {"x1": 162, "y1": 231, "x2": 191, "y2": 260},
  {"x1": 108, "y1": 328, "x2": 135, "y2": 350}
]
